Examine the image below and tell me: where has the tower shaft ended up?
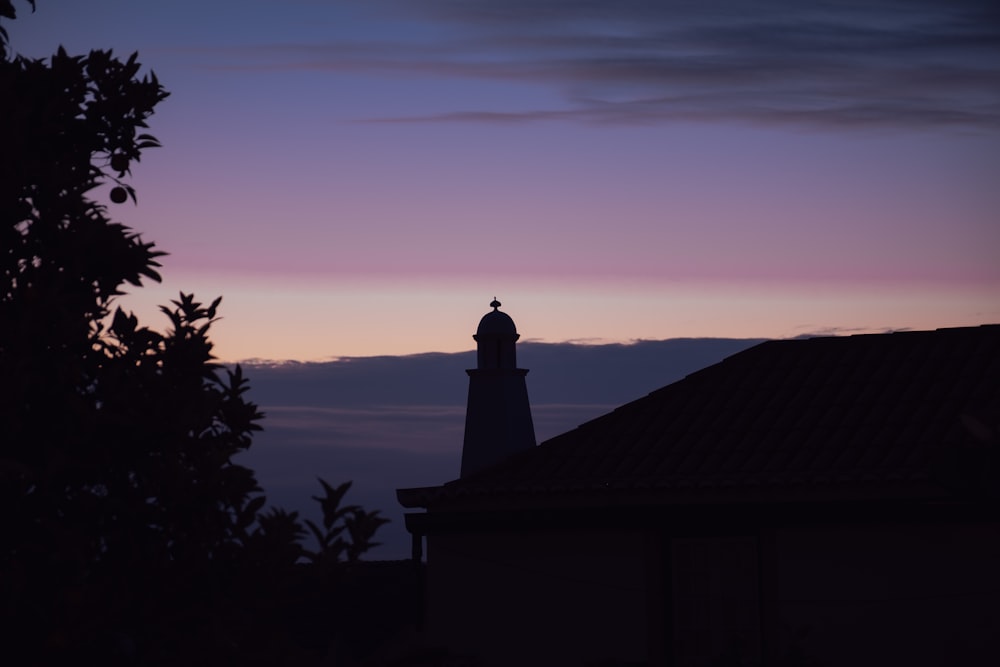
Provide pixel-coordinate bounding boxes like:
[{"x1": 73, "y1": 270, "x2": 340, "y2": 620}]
[{"x1": 460, "y1": 300, "x2": 536, "y2": 478}]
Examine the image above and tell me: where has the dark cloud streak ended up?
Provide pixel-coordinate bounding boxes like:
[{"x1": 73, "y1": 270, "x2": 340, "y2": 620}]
[{"x1": 247, "y1": 0, "x2": 1000, "y2": 129}]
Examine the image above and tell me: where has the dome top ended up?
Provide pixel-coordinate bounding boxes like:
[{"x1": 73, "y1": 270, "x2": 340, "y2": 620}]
[{"x1": 476, "y1": 298, "x2": 517, "y2": 336}]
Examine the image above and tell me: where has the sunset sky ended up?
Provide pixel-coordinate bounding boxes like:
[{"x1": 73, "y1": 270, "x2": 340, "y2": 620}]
[{"x1": 13, "y1": 0, "x2": 999, "y2": 362}]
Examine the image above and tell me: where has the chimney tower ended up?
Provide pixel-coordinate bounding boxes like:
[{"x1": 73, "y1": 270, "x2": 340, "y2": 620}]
[{"x1": 460, "y1": 299, "x2": 536, "y2": 477}]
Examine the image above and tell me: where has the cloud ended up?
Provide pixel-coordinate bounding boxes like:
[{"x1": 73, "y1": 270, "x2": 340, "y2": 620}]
[
  {"x1": 236, "y1": 338, "x2": 764, "y2": 559},
  {"x1": 789, "y1": 325, "x2": 910, "y2": 338},
  {"x1": 222, "y1": 0, "x2": 1000, "y2": 130}
]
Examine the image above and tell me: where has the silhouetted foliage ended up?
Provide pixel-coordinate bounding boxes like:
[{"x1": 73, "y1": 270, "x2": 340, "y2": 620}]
[
  {"x1": 305, "y1": 479, "x2": 392, "y2": 565},
  {"x1": 1, "y1": 5, "x2": 394, "y2": 664}
]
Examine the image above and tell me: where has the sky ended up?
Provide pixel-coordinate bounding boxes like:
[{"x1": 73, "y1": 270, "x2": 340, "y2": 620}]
[
  {"x1": 9, "y1": 0, "x2": 1000, "y2": 560},
  {"x1": 9, "y1": 0, "x2": 999, "y2": 362}
]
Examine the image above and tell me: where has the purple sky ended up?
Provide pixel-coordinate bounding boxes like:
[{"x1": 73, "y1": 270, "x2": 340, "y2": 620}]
[{"x1": 12, "y1": 0, "x2": 1000, "y2": 361}]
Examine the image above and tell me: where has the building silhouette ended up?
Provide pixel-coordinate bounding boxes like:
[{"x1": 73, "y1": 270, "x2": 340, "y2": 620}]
[
  {"x1": 461, "y1": 298, "x2": 536, "y2": 478},
  {"x1": 399, "y1": 321, "x2": 1000, "y2": 666}
]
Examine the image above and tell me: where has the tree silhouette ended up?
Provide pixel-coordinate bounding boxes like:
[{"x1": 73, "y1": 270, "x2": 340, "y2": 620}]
[{"x1": 1, "y1": 4, "x2": 392, "y2": 663}]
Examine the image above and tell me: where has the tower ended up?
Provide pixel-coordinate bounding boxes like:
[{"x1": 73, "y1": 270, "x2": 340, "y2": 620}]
[{"x1": 460, "y1": 299, "x2": 536, "y2": 477}]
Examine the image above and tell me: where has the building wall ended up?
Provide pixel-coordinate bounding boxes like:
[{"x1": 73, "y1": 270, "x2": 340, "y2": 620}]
[
  {"x1": 418, "y1": 516, "x2": 1000, "y2": 666},
  {"x1": 424, "y1": 527, "x2": 651, "y2": 666},
  {"x1": 669, "y1": 535, "x2": 761, "y2": 667},
  {"x1": 772, "y1": 520, "x2": 1000, "y2": 666}
]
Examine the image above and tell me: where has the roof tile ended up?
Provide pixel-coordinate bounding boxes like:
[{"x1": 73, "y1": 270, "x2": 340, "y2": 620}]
[{"x1": 406, "y1": 325, "x2": 1000, "y2": 507}]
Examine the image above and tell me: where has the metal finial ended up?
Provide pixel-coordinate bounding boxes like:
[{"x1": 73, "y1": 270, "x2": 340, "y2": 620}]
[{"x1": 490, "y1": 297, "x2": 501, "y2": 311}]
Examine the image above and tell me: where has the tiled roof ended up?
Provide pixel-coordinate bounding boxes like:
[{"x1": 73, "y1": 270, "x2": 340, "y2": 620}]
[{"x1": 400, "y1": 325, "x2": 999, "y2": 509}]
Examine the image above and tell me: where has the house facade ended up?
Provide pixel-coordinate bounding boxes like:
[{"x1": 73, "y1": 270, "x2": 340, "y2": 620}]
[{"x1": 398, "y1": 321, "x2": 1000, "y2": 666}]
